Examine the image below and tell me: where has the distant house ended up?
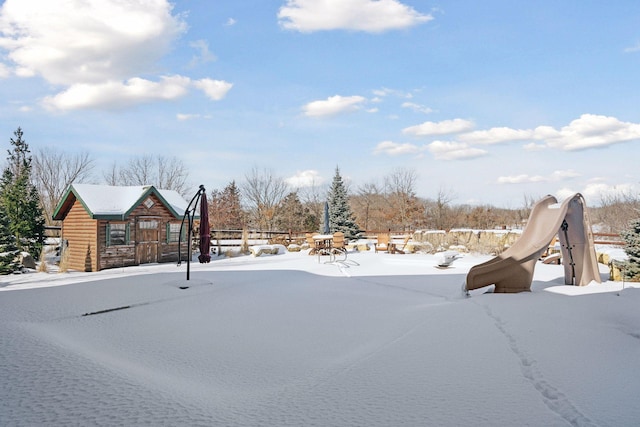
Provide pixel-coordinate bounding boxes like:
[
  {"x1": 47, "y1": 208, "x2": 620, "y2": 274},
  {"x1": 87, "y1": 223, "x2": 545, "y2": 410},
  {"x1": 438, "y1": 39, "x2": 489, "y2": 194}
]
[{"x1": 53, "y1": 184, "x2": 193, "y2": 272}]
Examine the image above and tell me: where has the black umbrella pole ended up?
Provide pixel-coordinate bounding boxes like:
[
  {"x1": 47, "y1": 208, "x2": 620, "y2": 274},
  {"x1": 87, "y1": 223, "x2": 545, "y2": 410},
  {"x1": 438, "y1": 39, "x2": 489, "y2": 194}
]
[
  {"x1": 179, "y1": 185, "x2": 205, "y2": 281},
  {"x1": 187, "y1": 215, "x2": 193, "y2": 280}
]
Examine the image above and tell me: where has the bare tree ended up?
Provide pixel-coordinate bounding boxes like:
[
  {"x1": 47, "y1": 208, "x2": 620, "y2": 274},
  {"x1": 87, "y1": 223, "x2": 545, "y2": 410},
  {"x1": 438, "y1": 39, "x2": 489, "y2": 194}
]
[
  {"x1": 104, "y1": 155, "x2": 189, "y2": 195},
  {"x1": 119, "y1": 155, "x2": 155, "y2": 186},
  {"x1": 157, "y1": 155, "x2": 188, "y2": 194},
  {"x1": 515, "y1": 193, "x2": 540, "y2": 227},
  {"x1": 242, "y1": 167, "x2": 289, "y2": 231},
  {"x1": 423, "y1": 187, "x2": 457, "y2": 230},
  {"x1": 384, "y1": 167, "x2": 420, "y2": 230},
  {"x1": 591, "y1": 189, "x2": 640, "y2": 234},
  {"x1": 353, "y1": 181, "x2": 386, "y2": 231},
  {"x1": 102, "y1": 161, "x2": 119, "y2": 186},
  {"x1": 32, "y1": 147, "x2": 94, "y2": 225},
  {"x1": 297, "y1": 178, "x2": 327, "y2": 231}
]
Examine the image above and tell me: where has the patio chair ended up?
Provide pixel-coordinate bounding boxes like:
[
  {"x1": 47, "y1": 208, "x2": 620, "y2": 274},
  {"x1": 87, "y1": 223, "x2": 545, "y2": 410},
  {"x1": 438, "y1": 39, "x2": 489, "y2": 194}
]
[
  {"x1": 394, "y1": 235, "x2": 411, "y2": 254},
  {"x1": 375, "y1": 233, "x2": 394, "y2": 253},
  {"x1": 330, "y1": 231, "x2": 347, "y2": 262},
  {"x1": 305, "y1": 233, "x2": 318, "y2": 255}
]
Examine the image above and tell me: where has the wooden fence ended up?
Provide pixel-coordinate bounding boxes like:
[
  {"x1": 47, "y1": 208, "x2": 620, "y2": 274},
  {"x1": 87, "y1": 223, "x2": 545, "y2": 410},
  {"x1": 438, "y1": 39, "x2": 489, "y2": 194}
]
[
  {"x1": 207, "y1": 229, "x2": 309, "y2": 254},
  {"x1": 160, "y1": 229, "x2": 625, "y2": 253},
  {"x1": 593, "y1": 233, "x2": 624, "y2": 246}
]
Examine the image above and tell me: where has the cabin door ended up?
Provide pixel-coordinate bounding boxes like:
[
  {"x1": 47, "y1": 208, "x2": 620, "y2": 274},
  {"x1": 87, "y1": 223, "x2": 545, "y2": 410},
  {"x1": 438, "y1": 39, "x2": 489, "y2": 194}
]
[{"x1": 136, "y1": 219, "x2": 159, "y2": 264}]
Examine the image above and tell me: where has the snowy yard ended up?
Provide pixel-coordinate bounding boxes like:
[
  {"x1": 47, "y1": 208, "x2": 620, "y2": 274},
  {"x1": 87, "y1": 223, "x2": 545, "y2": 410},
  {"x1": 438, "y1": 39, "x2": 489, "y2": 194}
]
[{"x1": 1, "y1": 250, "x2": 639, "y2": 426}]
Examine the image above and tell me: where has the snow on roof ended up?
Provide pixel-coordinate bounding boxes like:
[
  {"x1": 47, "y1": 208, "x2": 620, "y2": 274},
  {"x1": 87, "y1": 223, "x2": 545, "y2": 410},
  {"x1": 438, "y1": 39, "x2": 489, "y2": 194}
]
[
  {"x1": 70, "y1": 184, "x2": 189, "y2": 219},
  {"x1": 157, "y1": 188, "x2": 192, "y2": 218}
]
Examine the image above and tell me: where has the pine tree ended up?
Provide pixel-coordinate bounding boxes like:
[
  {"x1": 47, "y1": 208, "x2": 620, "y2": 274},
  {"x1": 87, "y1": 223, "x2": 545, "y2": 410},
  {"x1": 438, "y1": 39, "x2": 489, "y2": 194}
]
[
  {"x1": 621, "y1": 217, "x2": 640, "y2": 280},
  {"x1": 209, "y1": 180, "x2": 244, "y2": 229},
  {"x1": 0, "y1": 128, "x2": 46, "y2": 258},
  {"x1": 276, "y1": 191, "x2": 311, "y2": 232},
  {"x1": 327, "y1": 166, "x2": 360, "y2": 240},
  {"x1": 0, "y1": 202, "x2": 19, "y2": 274},
  {"x1": 220, "y1": 181, "x2": 244, "y2": 229}
]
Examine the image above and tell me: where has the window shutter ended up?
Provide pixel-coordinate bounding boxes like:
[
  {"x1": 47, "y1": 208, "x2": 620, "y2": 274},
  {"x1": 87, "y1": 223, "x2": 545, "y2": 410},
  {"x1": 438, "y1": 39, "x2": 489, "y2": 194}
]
[
  {"x1": 106, "y1": 223, "x2": 111, "y2": 246},
  {"x1": 125, "y1": 223, "x2": 130, "y2": 244},
  {"x1": 166, "y1": 223, "x2": 170, "y2": 243}
]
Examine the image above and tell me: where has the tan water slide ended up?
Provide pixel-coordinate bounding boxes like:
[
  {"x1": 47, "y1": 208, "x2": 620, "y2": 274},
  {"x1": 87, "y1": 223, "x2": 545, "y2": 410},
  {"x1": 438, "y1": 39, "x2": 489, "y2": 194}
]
[{"x1": 465, "y1": 193, "x2": 601, "y2": 293}]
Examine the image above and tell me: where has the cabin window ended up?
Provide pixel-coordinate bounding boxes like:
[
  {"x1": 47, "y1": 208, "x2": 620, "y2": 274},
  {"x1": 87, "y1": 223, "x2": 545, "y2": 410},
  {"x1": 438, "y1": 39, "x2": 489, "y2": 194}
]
[
  {"x1": 106, "y1": 223, "x2": 129, "y2": 246},
  {"x1": 139, "y1": 220, "x2": 158, "y2": 229},
  {"x1": 167, "y1": 222, "x2": 182, "y2": 243}
]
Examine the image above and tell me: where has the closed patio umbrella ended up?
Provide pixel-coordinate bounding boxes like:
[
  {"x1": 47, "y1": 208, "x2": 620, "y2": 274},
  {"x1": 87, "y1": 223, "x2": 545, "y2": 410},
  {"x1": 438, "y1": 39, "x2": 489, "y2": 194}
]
[
  {"x1": 198, "y1": 191, "x2": 211, "y2": 263},
  {"x1": 323, "y1": 201, "x2": 330, "y2": 234}
]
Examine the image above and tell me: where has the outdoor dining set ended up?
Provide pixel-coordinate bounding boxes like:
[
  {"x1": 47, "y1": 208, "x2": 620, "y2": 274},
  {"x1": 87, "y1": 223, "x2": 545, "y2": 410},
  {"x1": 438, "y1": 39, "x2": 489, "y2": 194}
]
[
  {"x1": 306, "y1": 232, "x2": 348, "y2": 263},
  {"x1": 306, "y1": 232, "x2": 411, "y2": 264}
]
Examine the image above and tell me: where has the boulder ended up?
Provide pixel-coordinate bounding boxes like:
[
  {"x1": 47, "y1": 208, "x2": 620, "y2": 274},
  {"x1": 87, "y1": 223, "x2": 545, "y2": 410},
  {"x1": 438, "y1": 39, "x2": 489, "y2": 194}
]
[{"x1": 19, "y1": 252, "x2": 36, "y2": 269}]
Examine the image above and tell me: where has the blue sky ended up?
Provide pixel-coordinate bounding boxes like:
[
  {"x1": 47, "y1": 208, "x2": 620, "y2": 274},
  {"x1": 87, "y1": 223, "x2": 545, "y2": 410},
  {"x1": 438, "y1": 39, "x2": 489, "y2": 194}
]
[{"x1": 1, "y1": 0, "x2": 639, "y2": 207}]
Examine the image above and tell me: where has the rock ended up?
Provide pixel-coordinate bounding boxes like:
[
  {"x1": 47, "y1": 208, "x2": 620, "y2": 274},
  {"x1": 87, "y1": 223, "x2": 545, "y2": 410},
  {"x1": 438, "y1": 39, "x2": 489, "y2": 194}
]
[{"x1": 19, "y1": 252, "x2": 36, "y2": 269}]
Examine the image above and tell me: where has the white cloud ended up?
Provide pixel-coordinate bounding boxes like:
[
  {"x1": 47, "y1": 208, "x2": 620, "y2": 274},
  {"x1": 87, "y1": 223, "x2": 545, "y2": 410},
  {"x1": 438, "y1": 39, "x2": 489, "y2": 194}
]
[
  {"x1": 530, "y1": 125, "x2": 560, "y2": 140},
  {"x1": 624, "y1": 42, "x2": 640, "y2": 53},
  {"x1": 497, "y1": 174, "x2": 544, "y2": 184},
  {"x1": 458, "y1": 127, "x2": 534, "y2": 145},
  {"x1": 555, "y1": 182, "x2": 639, "y2": 204},
  {"x1": 523, "y1": 142, "x2": 546, "y2": 151},
  {"x1": 0, "y1": 62, "x2": 9, "y2": 78},
  {"x1": 582, "y1": 182, "x2": 639, "y2": 202},
  {"x1": 278, "y1": 0, "x2": 432, "y2": 33},
  {"x1": 541, "y1": 114, "x2": 640, "y2": 150},
  {"x1": 550, "y1": 170, "x2": 581, "y2": 180},
  {"x1": 459, "y1": 114, "x2": 640, "y2": 151},
  {"x1": 427, "y1": 141, "x2": 487, "y2": 160},
  {"x1": 555, "y1": 187, "x2": 579, "y2": 202},
  {"x1": 373, "y1": 141, "x2": 423, "y2": 156},
  {"x1": 189, "y1": 40, "x2": 217, "y2": 67},
  {"x1": 285, "y1": 170, "x2": 324, "y2": 187},
  {"x1": 372, "y1": 87, "x2": 412, "y2": 98},
  {"x1": 177, "y1": 113, "x2": 211, "y2": 121},
  {"x1": 0, "y1": 0, "x2": 186, "y2": 85},
  {"x1": 42, "y1": 75, "x2": 233, "y2": 111},
  {"x1": 0, "y1": 0, "x2": 232, "y2": 110},
  {"x1": 497, "y1": 169, "x2": 580, "y2": 184},
  {"x1": 425, "y1": 114, "x2": 640, "y2": 156},
  {"x1": 303, "y1": 95, "x2": 366, "y2": 117},
  {"x1": 177, "y1": 113, "x2": 197, "y2": 121},
  {"x1": 192, "y1": 78, "x2": 233, "y2": 101},
  {"x1": 42, "y1": 76, "x2": 191, "y2": 111},
  {"x1": 225, "y1": 18, "x2": 237, "y2": 26},
  {"x1": 401, "y1": 102, "x2": 434, "y2": 114},
  {"x1": 403, "y1": 118, "x2": 475, "y2": 136}
]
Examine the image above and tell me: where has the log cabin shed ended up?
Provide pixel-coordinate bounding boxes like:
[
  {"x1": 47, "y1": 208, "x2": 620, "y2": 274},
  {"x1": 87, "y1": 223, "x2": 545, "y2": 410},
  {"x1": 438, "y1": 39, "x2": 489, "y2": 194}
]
[{"x1": 53, "y1": 184, "x2": 192, "y2": 272}]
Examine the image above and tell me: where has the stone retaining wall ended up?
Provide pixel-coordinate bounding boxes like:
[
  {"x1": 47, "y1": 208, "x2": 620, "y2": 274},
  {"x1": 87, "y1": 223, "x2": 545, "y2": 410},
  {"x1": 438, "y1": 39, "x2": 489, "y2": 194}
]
[{"x1": 411, "y1": 229, "x2": 522, "y2": 255}]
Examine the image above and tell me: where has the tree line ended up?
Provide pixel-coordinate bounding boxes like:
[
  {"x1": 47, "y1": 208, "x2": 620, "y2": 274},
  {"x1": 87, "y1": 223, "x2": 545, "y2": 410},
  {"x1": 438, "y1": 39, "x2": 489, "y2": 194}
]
[
  {"x1": 2, "y1": 127, "x2": 640, "y2": 275},
  {"x1": 208, "y1": 166, "x2": 536, "y2": 235}
]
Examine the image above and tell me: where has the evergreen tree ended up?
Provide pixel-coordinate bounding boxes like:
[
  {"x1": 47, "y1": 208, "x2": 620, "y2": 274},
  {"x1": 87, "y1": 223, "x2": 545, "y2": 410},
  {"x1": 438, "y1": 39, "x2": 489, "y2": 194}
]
[
  {"x1": 209, "y1": 180, "x2": 244, "y2": 229},
  {"x1": 0, "y1": 202, "x2": 19, "y2": 274},
  {"x1": 276, "y1": 191, "x2": 315, "y2": 232},
  {"x1": 327, "y1": 166, "x2": 360, "y2": 240},
  {"x1": 0, "y1": 128, "x2": 45, "y2": 258},
  {"x1": 220, "y1": 181, "x2": 244, "y2": 229},
  {"x1": 621, "y1": 217, "x2": 640, "y2": 280}
]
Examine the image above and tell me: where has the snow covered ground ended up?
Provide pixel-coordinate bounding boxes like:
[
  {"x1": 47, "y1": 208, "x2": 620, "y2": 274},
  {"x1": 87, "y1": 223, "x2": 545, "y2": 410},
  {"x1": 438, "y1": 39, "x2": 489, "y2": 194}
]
[{"x1": 1, "y1": 250, "x2": 639, "y2": 426}]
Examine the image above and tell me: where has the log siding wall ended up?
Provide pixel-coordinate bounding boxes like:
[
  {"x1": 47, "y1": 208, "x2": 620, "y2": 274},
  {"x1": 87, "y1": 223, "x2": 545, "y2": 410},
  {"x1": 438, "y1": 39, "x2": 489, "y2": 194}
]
[
  {"x1": 62, "y1": 193, "x2": 188, "y2": 272},
  {"x1": 61, "y1": 199, "x2": 98, "y2": 272}
]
